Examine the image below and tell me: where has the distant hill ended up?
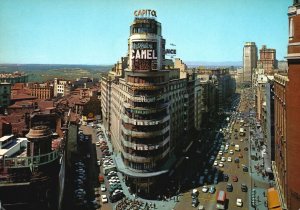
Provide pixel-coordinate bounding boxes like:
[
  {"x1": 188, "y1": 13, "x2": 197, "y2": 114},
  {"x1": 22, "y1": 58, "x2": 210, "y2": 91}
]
[
  {"x1": 0, "y1": 64, "x2": 113, "y2": 82},
  {"x1": 186, "y1": 61, "x2": 242, "y2": 68}
]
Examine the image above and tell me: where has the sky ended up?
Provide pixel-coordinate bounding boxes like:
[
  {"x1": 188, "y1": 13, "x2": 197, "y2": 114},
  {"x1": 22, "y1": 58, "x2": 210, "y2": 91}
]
[{"x1": 0, "y1": 0, "x2": 292, "y2": 65}]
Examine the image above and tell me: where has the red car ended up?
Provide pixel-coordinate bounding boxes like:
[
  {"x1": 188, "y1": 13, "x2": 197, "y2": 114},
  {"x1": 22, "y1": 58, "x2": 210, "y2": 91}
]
[{"x1": 232, "y1": 175, "x2": 238, "y2": 182}]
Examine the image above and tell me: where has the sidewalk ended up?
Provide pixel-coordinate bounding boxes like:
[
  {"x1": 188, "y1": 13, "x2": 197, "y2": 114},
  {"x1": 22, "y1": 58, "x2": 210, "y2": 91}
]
[
  {"x1": 99, "y1": 124, "x2": 178, "y2": 210},
  {"x1": 248, "y1": 118, "x2": 270, "y2": 210}
]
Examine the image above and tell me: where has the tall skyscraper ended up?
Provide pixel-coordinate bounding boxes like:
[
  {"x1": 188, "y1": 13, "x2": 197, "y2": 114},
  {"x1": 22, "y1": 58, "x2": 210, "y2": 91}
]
[
  {"x1": 273, "y1": 1, "x2": 300, "y2": 209},
  {"x1": 243, "y1": 42, "x2": 257, "y2": 84}
]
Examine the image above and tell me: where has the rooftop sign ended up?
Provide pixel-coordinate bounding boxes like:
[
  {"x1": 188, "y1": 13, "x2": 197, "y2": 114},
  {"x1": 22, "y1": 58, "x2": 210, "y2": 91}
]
[{"x1": 134, "y1": 9, "x2": 157, "y2": 18}]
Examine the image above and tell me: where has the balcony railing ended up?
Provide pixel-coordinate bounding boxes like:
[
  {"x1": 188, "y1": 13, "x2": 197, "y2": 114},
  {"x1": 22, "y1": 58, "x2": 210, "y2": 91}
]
[
  {"x1": 122, "y1": 114, "x2": 170, "y2": 126},
  {"x1": 124, "y1": 104, "x2": 168, "y2": 115},
  {"x1": 122, "y1": 147, "x2": 170, "y2": 163},
  {"x1": 121, "y1": 136, "x2": 170, "y2": 151},
  {"x1": 0, "y1": 149, "x2": 59, "y2": 169},
  {"x1": 121, "y1": 125, "x2": 169, "y2": 138},
  {"x1": 129, "y1": 94, "x2": 163, "y2": 103}
]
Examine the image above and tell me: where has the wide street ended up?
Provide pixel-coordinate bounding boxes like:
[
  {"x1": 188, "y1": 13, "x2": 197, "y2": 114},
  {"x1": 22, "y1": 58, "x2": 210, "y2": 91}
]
[
  {"x1": 78, "y1": 87, "x2": 271, "y2": 210},
  {"x1": 174, "y1": 87, "x2": 271, "y2": 210}
]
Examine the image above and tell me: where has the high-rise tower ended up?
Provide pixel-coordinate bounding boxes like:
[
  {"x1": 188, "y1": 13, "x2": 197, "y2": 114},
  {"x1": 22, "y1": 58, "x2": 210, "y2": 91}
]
[
  {"x1": 243, "y1": 42, "x2": 257, "y2": 84},
  {"x1": 121, "y1": 10, "x2": 171, "y2": 194}
]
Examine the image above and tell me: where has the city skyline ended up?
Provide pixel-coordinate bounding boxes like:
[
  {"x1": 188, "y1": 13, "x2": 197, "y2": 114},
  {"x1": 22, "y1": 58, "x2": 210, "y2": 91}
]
[{"x1": 0, "y1": 0, "x2": 291, "y2": 65}]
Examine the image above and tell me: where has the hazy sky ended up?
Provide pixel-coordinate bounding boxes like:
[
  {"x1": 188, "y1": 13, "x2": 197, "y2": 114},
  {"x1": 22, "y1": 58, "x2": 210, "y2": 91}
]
[{"x1": 0, "y1": 0, "x2": 292, "y2": 65}]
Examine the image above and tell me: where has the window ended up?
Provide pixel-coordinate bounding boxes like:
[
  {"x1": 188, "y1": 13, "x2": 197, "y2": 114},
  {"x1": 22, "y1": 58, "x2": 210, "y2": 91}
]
[{"x1": 289, "y1": 18, "x2": 294, "y2": 38}]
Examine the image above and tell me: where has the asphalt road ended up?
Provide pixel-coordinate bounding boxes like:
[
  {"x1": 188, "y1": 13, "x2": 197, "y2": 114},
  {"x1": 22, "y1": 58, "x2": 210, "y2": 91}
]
[{"x1": 175, "y1": 88, "x2": 255, "y2": 210}]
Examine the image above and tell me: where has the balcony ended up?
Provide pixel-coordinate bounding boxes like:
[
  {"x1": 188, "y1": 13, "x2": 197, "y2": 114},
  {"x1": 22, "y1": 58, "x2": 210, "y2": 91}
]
[
  {"x1": 121, "y1": 125, "x2": 169, "y2": 138},
  {"x1": 129, "y1": 94, "x2": 163, "y2": 103},
  {"x1": 127, "y1": 82, "x2": 165, "y2": 91},
  {"x1": 122, "y1": 114, "x2": 170, "y2": 126},
  {"x1": 121, "y1": 136, "x2": 170, "y2": 151},
  {"x1": 0, "y1": 149, "x2": 59, "y2": 169},
  {"x1": 124, "y1": 103, "x2": 169, "y2": 114},
  {"x1": 122, "y1": 147, "x2": 170, "y2": 163}
]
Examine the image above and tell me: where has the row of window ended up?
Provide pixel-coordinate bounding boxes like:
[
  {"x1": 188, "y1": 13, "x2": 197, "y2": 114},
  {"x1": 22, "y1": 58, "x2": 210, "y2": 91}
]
[{"x1": 122, "y1": 132, "x2": 169, "y2": 144}]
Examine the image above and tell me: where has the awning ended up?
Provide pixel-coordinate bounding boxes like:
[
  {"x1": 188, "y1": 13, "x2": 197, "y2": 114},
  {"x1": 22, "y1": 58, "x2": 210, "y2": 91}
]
[{"x1": 267, "y1": 188, "x2": 282, "y2": 209}]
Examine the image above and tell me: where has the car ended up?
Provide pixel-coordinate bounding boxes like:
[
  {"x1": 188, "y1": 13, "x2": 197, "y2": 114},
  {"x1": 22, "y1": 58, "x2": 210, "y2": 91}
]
[
  {"x1": 236, "y1": 198, "x2": 243, "y2": 207},
  {"x1": 240, "y1": 139, "x2": 244, "y2": 142},
  {"x1": 204, "y1": 169, "x2": 209, "y2": 175},
  {"x1": 218, "y1": 151, "x2": 223, "y2": 155},
  {"x1": 101, "y1": 184, "x2": 107, "y2": 192},
  {"x1": 227, "y1": 183, "x2": 233, "y2": 192},
  {"x1": 89, "y1": 199, "x2": 100, "y2": 209},
  {"x1": 231, "y1": 142, "x2": 235, "y2": 146},
  {"x1": 223, "y1": 174, "x2": 229, "y2": 182},
  {"x1": 216, "y1": 155, "x2": 221, "y2": 160},
  {"x1": 234, "y1": 158, "x2": 240, "y2": 163},
  {"x1": 112, "y1": 189, "x2": 123, "y2": 196},
  {"x1": 229, "y1": 150, "x2": 234, "y2": 155},
  {"x1": 218, "y1": 162, "x2": 224, "y2": 167},
  {"x1": 101, "y1": 195, "x2": 108, "y2": 203},
  {"x1": 191, "y1": 189, "x2": 199, "y2": 198},
  {"x1": 221, "y1": 157, "x2": 226, "y2": 162},
  {"x1": 227, "y1": 157, "x2": 232, "y2": 162},
  {"x1": 238, "y1": 153, "x2": 243, "y2": 158},
  {"x1": 202, "y1": 185, "x2": 209, "y2": 193},
  {"x1": 199, "y1": 176, "x2": 205, "y2": 185},
  {"x1": 242, "y1": 166, "x2": 249, "y2": 172},
  {"x1": 214, "y1": 161, "x2": 218, "y2": 166},
  {"x1": 209, "y1": 186, "x2": 216, "y2": 194},
  {"x1": 198, "y1": 205, "x2": 205, "y2": 210},
  {"x1": 241, "y1": 184, "x2": 248, "y2": 192},
  {"x1": 232, "y1": 175, "x2": 238, "y2": 182},
  {"x1": 192, "y1": 198, "x2": 199, "y2": 208},
  {"x1": 207, "y1": 175, "x2": 212, "y2": 184},
  {"x1": 244, "y1": 147, "x2": 248, "y2": 151},
  {"x1": 109, "y1": 192, "x2": 124, "y2": 203}
]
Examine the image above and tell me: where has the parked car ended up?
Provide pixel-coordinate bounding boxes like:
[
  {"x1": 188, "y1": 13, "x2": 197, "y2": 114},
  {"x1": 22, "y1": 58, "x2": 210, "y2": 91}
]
[
  {"x1": 209, "y1": 186, "x2": 216, "y2": 194},
  {"x1": 202, "y1": 185, "x2": 209, "y2": 193},
  {"x1": 236, "y1": 198, "x2": 243, "y2": 207},
  {"x1": 101, "y1": 195, "x2": 108, "y2": 203},
  {"x1": 223, "y1": 174, "x2": 229, "y2": 182},
  {"x1": 232, "y1": 175, "x2": 238, "y2": 182},
  {"x1": 241, "y1": 184, "x2": 248, "y2": 192},
  {"x1": 227, "y1": 183, "x2": 233, "y2": 192}
]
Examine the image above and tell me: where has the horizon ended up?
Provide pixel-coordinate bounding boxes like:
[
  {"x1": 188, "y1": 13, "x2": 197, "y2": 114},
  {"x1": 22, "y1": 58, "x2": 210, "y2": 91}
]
[{"x1": 0, "y1": 0, "x2": 292, "y2": 65}]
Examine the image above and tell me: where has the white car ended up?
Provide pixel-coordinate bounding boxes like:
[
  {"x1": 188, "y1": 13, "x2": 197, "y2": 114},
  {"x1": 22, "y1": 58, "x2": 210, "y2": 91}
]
[
  {"x1": 218, "y1": 151, "x2": 223, "y2": 155},
  {"x1": 100, "y1": 185, "x2": 106, "y2": 192},
  {"x1": 236, "y1": 198, "x2": 243, "y2": 207},
  {"x1": 101, "y1": 195, "x2": 108, "y2": 203},
  {"x1": 214, "y1": 161, "x2": 218, "y2": 166},
  {"x1": 221, "y1": 157, "x2": 226, "y2": 162},
  {"x1": 240, "y1": 139, "x2": 244, "y2": 142},
  {"x1": 229, "y1": 150, "x2": 234, "y2": 155},
  {"x1": 227, "y1": 157, "x2": 232, "y2": 162},
  {"x1": 97, "y1": 160, "x2": 101, "y2": 166},
  {"x1": 202, "y1": 185, "x2": 209, "y2": 193},
  {"x1": 218, "y1": 162, "x2": 224, "y2": 167}
]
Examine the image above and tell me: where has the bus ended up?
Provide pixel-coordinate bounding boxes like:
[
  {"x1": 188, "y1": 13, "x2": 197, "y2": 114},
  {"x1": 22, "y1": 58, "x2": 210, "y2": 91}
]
[
  {"x1": 239, "y1": 128, "x2": 245, "y2": 136},
  {"x1": 216, "y1": 190, "x2": 226, "y2": 209}
]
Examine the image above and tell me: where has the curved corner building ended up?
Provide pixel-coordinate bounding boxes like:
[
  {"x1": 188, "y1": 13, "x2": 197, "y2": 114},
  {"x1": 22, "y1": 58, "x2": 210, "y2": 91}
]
[
  {"x1": 122, "y1": 16, "x2": 170, "y2": 191},
  {"x1": 101, "y1": 10, "x2": 195, "y2": 196}
]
